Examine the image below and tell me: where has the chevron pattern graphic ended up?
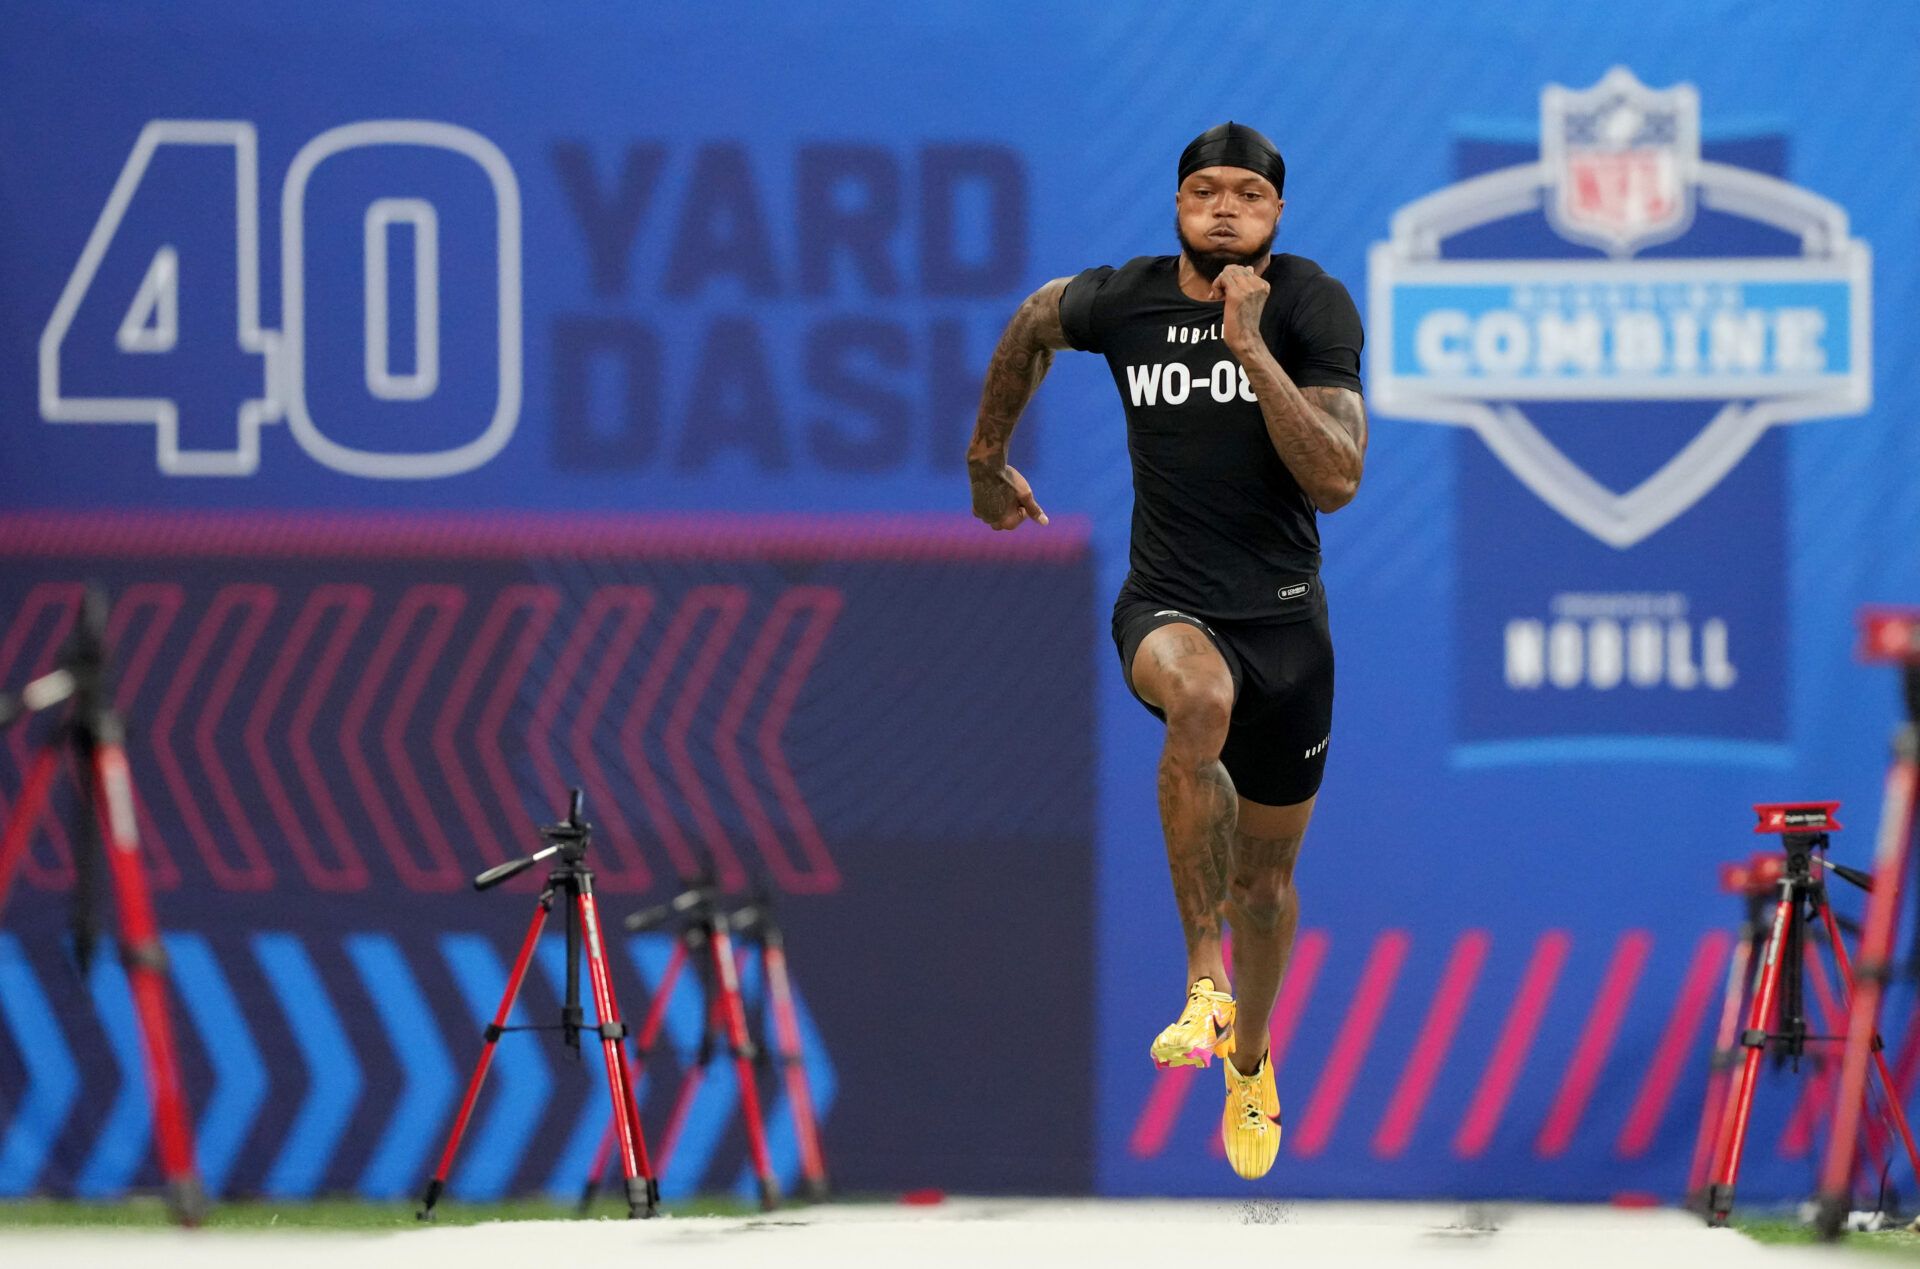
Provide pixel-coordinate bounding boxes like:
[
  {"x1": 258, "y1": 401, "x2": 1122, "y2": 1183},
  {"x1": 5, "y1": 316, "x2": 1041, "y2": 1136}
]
[
  {"x1": 0, "y1": 577, "x2": 844, "y2": 896},
  {"x1": 0, "y1": 518, "x2": 1097, "y2": 1199},
  {"x1": 0, "y1": 930, "x2": 834, "y2": 1199}
]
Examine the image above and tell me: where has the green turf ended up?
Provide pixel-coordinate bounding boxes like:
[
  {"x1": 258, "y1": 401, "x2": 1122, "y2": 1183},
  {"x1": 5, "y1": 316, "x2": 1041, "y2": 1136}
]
[
  {"x1": 0, "y1": 1195, "x2": 755, "y2": 1230},
  {"x1": 1739, "y1": 1217, "x2": 1920, "y2": 1257}
]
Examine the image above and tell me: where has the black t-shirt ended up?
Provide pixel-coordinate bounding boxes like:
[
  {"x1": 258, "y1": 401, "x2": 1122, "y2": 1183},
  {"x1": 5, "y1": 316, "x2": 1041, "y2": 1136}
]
[{"x1": 1060, "y1": 253, "x2": 1364, "y2": 622}]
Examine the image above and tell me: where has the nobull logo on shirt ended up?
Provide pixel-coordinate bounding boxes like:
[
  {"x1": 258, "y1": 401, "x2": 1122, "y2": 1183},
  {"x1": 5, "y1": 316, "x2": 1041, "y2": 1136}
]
[{"x1": 1367, "y1": 67, "x2": 1871, "y2": 757}]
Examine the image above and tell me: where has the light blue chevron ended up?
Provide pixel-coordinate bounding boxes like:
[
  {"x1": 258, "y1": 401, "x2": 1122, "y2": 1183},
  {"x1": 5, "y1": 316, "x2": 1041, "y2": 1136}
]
[
  {"x1": 0, "y1": 934, "x2": 79, "y2": 1194},
  {"x1": 75, "y1": 948, "x2": 149, "y2": 1196},
  {"x1": 731, "y1": 948, "x2": 837, "y2": 1201},
  {"x1": 345, "y1": 934, "x2": 456, "y2": 1199},
  {"x1": 254, "y1": 933, "x2": 363, "y2": 1196},
  {"x1": 627, "y1": 934, "x2": 733, "y2": 1199},
  {"x1": 164, "y1": 933, "x2": 266, "y2": 1195},
  {"x1": 440, "y1": 932, "x2": 553, "y2": 1199}
]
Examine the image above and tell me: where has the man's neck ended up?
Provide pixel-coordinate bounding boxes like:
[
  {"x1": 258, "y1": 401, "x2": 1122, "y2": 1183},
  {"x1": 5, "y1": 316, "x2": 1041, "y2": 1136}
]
[{"x1": 1176, "y1": 252, "x2": 1272, "y2": 301}]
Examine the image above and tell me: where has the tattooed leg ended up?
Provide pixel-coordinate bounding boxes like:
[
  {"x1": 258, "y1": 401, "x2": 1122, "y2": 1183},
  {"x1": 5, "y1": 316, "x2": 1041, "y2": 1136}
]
[
  {"x1": 1131, "y1": 624, "x2": 1238, "y2": 991},
  {"x1": 1223, "y1": 795, "x2": 1315, "y2": 1076}
]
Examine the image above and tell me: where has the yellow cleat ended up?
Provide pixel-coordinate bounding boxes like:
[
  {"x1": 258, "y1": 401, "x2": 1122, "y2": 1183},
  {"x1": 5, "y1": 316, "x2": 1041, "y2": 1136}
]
[
  {"x1": 1149, "y1": 977, "x2": 1235, "y2": 1069},
  {"x1": 1221, "y1": 1050, "x2": 1282, "y2": 1179}
]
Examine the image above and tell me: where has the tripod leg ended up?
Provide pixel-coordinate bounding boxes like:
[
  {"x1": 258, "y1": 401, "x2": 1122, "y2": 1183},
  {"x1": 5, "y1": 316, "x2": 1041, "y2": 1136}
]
[
  {"x1": 581, "y1": 943, "x2": 684, "y2": 1213},
  {"x1": 1821, "y1": 900, "x2": 1920, "y2": 1190},
  {"x1": 1779, "y1": 939, "x2": 1847, "y2": 1160},
  {"x1": 577, "y1": 887, "x2": 658, "y2": 1218},
  {"x1": 764, "y1": 940, "x2": 828, "y2": 1199},
  {"x1": 1707, "y1": 883, "x2": 1795, "y2": 1226},
  {"x1": 91, "y1": 743, "x2": 204, "y2": 1226},
  {"x1": 0, "y1": 745, "x2": 62, "y2": 917},
  {"x1": 711, "y1": 923, "x2": 778, "y2": 1210},
  {"x1": 1816, "y1": 742, "x2": 1919, "y2": 1239},
  {"x1": 419, "y1": 892, "x2": 552, "y2": 1219},
  {"x1": 1687, "y1": 923, "x2": 1756, "y2": 1204}
]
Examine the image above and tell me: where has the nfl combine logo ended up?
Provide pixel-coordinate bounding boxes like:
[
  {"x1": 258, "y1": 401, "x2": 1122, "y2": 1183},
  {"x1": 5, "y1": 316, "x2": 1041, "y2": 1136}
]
[
  {"x1": 1369, "y1": 67, "x2": 1872, "y2": 752},
  {"x1": 1369, "y1": 66, "x2": 1870, "y2": 549}
]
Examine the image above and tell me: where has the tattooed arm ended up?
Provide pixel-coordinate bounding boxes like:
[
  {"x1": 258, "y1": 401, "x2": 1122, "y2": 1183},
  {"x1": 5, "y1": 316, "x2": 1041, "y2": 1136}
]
[
  {"x1": 967, "y1": 277, "x2": 1073, "y2": 530},
  {"x1": 1212, "y1": 264, "x2": 1369, "y2": 513}
]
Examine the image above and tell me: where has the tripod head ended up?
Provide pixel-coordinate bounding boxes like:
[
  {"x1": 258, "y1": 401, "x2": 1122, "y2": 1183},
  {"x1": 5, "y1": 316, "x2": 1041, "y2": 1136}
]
[
  {"x1": 0, "y1": 585, "x2": 110, "y2": 729},
  {"x1": 623, "y1": 874, "x2": 720, "y2": 933},
  {"x1": 474, "y1": 787, "x2": 594, "y2": 890},
  {"x1": 1752, "y1": 802, "x2": 1873, "y2": 894},
  {"x1": 622, "y1": 835, "x2": 737, "y2": 933},
  {"x1": 729, "y1": 877, "x2": 784, "y2": 947}
]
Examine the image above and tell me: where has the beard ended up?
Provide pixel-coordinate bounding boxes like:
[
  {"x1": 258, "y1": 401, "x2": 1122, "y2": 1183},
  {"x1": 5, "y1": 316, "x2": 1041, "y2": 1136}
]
[{"x1": 1176, "y1": 217, "x2": 1275, "y2": 282}]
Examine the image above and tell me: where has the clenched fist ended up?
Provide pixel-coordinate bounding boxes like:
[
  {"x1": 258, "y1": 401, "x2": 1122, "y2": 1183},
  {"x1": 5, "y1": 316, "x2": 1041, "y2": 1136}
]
[{"x1": 1209, "y1": 264, "x2": 1269, "y2": 359}]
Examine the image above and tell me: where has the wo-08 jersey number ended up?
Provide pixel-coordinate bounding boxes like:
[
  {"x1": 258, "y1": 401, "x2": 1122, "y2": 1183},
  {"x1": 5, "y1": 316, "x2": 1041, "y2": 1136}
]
[{"x1": 38, "y1": 120, "x2": 522, "y2": 478}]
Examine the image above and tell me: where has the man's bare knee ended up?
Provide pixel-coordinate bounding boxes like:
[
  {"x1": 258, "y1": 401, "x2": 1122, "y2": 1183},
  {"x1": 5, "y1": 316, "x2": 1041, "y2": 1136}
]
[
  {"x1": 1228, "y1": 873, "x2": 1292, "y2": 933},
  {"x1": 1162, "y1": 675, "x2": 1232, "y2": 761}
]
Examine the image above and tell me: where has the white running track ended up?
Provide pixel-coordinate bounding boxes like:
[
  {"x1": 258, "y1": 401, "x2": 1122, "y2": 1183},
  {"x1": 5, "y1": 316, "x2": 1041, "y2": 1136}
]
[{"x1": 0, "y1": 1200, "x2": 1863, "y2": 1267}]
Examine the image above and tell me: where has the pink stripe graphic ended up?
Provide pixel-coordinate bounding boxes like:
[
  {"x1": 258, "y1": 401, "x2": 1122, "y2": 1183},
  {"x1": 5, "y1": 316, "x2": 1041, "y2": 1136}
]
[
  {"x1": 1537, "y1": 930, "x2": 1652, "y2": 1157},
  {"x1": 340, "y1": 588, "x2": 463, "y2": 890},
  {"x1": 1454, "y1": 930, "x2": 1571, "y2": 1159},
  {"x1": 530, "y1": 587, "x2": 655, "y2": 890},
  {"x1": 288, "y1": 587, "x2": 375, "y2": 888},
  {"x1": 247, "y1": 587, "x2": 372, "y2": 892},
  {"x1": 716, "y1": 587, "x2": 844, "y2": 895},
  {"x1": 1292, "y1": 930, "x2": 1410, "y2": 1157},
  {"x1": 378, "y1": 586, "x2": 468, "y2": 890},
  {"x1": 0, "y1": 511, "x2": 1091, "y2": 561},
  {"x1": 473, "y1": 587, "x2": 561, "y2": 876},
  {"x1": 1373, "y1": 930, "x2": 1490, "y2": 1158},
  {"x1": 618, "y1": 593, "x2": 708, "y2": 882},
  {"x1": 435, "y1": 587, "x2": 536, "y2": 868},
  {"x1": 1128, "y1": 1066, "x2": 1196, "y2": 1160},
  {"x1": 1616, "y1": 930, "x2": 1730, "y2": 1158},
  {"x1": 1268, "y1": 930, "x2": 1330, "y2": 1078},
  {"x1": 191, "y1": 585, "x2": 279, "y2": 891},
  {"x1": 152, "y1": 586, "x2": 277, "y2": 890},
  {"x1": 566, "y1": 588, "x2": 657, "y2": 891},
  {"x1": 663, "y1": 587, "x2": 751, "y2": 891}
]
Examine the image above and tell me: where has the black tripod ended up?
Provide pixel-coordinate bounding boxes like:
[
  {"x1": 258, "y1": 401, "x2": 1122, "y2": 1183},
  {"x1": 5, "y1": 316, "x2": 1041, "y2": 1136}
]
[
  {"x1": 0, "y1": 586, "x2": 203, "y2": 1225},
  {"x1": 419, "y1": 789, "x2": 659, "y2": 1219}
]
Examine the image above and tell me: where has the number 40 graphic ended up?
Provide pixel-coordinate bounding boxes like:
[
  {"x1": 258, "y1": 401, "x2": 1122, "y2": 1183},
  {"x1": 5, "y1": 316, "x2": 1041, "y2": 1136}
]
[{"x1": 38, "y1": 120, "x2": 523, "y2": 479}]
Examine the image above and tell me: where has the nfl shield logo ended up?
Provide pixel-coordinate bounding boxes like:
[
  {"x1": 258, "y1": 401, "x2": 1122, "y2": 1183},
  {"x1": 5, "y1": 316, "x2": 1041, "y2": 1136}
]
[{"x1": 1543, "y1": 66, "x2": 1700, "y2": 256}]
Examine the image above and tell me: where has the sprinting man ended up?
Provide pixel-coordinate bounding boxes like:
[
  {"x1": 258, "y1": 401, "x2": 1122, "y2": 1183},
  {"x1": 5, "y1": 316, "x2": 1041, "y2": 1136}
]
[{"x1": 966, "y1": 122, "x2": 1366, "y2": 1179}]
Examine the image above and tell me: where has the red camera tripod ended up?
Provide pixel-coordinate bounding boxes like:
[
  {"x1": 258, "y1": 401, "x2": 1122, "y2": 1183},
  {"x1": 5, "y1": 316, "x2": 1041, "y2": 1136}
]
[
  {"x1": 1699, "y1": 802, "x2": 1920, "y2": 1227},
  {"x1": 0, "y1": 588, "x2": 202, "y2": 1225},
  {"x1": 419, "y1": 789, "x2": 658, "y2": 1220},
  {"x1": 576, "y1": 877, "x2": 781, "y2": 1211},
  {"x1": 1811, "y1": 610, "x2": 1920, "y2": 1238}
]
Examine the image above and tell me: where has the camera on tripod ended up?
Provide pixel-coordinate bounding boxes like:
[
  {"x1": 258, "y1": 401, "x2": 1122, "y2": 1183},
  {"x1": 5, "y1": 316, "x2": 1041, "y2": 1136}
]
[{"x1": 419, "y1": 787, "x2": 660, "y2": 1221}]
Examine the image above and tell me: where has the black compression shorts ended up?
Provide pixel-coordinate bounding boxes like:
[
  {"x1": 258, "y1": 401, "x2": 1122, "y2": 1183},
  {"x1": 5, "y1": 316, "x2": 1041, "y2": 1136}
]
[{"x1": 1112, "y1": 581, "x2": 1334, "y2": 806}]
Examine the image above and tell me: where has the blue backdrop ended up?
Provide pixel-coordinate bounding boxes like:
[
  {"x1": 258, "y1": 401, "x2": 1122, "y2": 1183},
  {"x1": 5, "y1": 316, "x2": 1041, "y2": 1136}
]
[{"x1": 3, "y1": 0, "x2": 1920, "y2": 1206}]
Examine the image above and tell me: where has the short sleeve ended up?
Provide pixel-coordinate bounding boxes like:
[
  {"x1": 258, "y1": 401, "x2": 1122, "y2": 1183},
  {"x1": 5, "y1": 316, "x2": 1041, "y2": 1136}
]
[
  {"x1": 1285, "y1": 273, "x2": 1364, "y2": 394},
  {"x1": 1059, "y1": 265, "x2": 1117, "y2": 354}
]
